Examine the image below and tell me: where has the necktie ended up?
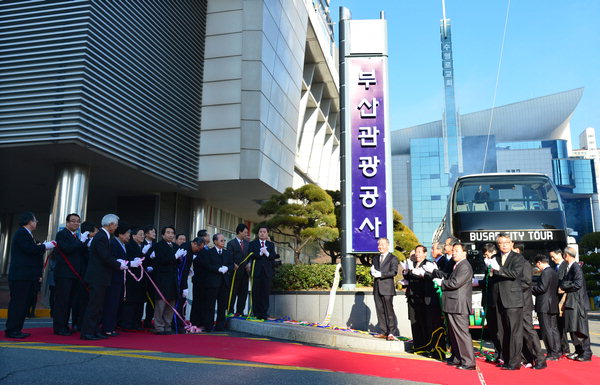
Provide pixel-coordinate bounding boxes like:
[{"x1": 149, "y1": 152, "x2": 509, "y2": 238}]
[
  {"x1": 261, "y1": 241, "x2": 265, "y2": 248},
  {"x1": 218, "y1": 249, "x2": 222, "y2": 255},
  {"x1": 501, "y1": 253, "x2": 508, "y2": 266},
  {"x1": 240, "y1": 240, "x2": 244, "y2": 251}
]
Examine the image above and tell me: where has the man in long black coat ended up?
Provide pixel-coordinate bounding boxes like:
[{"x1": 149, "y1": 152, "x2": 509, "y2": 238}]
[
  {"x1": 200, "y1": 233, "x2": 234, "y2": 331},
  {"x1": 152, "y1": 226, "x2": 182, "y2": 335},
  {"x1": 53, "y1": 213, "x2": 87, "y2": 336},
  {"x1": 532, "y1": 254, "x2": 560, "y2": 360},
  {"x1": 5, "y1": 212, "x2": 56, "y2": 338},
  {"x1": 80, "y1": 214, "x2": 125, "y2": 340},
  {"x1": 559, "y1": 247, "x2": 592, "y2": 361},
  {"x1": 247, "y1": 226, "x2": 277, "y2": 320},
  {"x1": 227, "y1": 223, "x2": 250, "y2": 315}
]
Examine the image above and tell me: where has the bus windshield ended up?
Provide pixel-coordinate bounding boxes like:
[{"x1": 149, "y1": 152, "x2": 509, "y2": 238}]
[{"x1": 453, "y1": 176, "x2": 561, "y2": 213}]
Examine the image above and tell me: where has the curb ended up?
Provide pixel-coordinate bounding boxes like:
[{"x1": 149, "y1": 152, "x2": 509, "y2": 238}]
[
  {"x1": 228, "y1": 318, "x2": 408, "y2": 353},
  {"x1": 0, "y1": 309, "x2": 51, "y2": 319}
]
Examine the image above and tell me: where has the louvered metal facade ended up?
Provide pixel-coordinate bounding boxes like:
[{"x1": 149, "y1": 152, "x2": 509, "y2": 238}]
[{"x1": 0, "y1": 0, "x2": 206, "y2": 189}]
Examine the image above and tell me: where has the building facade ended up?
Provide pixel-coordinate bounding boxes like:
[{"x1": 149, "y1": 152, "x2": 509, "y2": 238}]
[
  {"x1": 0, "y1": 0, "x2": 340, "y2": 274},
  {"x1": 391, "y1": 88, "x2": 597, "y2": 243}
]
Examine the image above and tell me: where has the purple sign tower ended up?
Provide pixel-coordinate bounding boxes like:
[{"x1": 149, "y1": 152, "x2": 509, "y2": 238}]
[{"x1": 340, "y1": 9, "x2": 393, "y2": 265}]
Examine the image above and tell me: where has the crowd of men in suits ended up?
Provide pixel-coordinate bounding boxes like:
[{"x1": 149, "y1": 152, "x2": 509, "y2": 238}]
[
  {"x1": 371, "y1": 232, "x2": 593, "y2": 370},
  {"x1": 4, "y1": 211, "x2": 279, "y2": 340}
]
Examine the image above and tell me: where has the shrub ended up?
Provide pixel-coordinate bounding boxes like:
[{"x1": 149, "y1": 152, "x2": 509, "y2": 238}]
[
  {"x1": 582, "y1": 253, "x2": 600, "y2": 267},
  {"x1": 271, "y1": 263, "x2": 376, "y2": 290}
]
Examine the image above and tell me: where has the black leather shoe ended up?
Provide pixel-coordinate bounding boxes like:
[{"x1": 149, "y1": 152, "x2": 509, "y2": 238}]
[
  {"x1": 546, "y1": 355, "x2": 560, "y2": 361},
  {"x1": 446, "y1": 360, "x2": 459, "y2": 366},
  {"x1": 457, "y1": 365, "x2": 476, "y2": 370},
  {"x1": 54, "y1": 330, "x2": 73, "y2": 336},
  {"x1": 566, "y1": 353, "x2": 579, "y2": 360},
  {"x1": 94, "y1": 333, "x2": 108, "y2": 339},
  {"x1": 576, "y1": 356, "x2": 592, "y2": 362},
  {"x1": 80, "y1": 334, "x2": 100, "y2": 340},
  {"x1": 533, "y1": 361, "x2": 547, "y2": 369},
  {"x1": 501, "y1": 365, "x2": 520, "y2": 370},
  {"x1": 5, "y1": 332, "x2": 28, "y2": 339}
]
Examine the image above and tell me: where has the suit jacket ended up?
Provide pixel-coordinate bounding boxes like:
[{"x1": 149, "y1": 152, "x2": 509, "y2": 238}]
[
  {"x1": 441, "y1": 258, "x2": 473, "y2": 314},
  {"x1": 489, "y1": 251, "x2": 524, "y2": 308},
  {"x1": 373, "y1": 252, "x2": 398, "y2": 296},
  {"x1": 248, "y1": 239, "x2": 277, "y2": 278},
  {"x1": 557, "y1": 260, "x2": 568, "y2": 281},
  {"x1": 199, "y1": 247, "x2": 234, "y2": 289},
  {"x1": 55, "y1": 227, "x2": 86, "y2": 279},
  {"x1": 8, "y1": 227, "x2": 46, "y2": 281},
  {"x1": 109, "y1": 238, "x2": 127, "y2": 285},
  {"x1": 125, "y1": 240, "x2": 146, "y2": 301},
  {"x1": 153, "y1": 240, "x2": 180, "y2": 300},
  {"x1": 521, "y1": 261, "x2": 534, "y2": 312},
  {"x1": 532, "y1": 266, "x2": 559, "y2": 314},
  {"x1": 227, "y1": 237, "x2": 250, "y2": 268},
  {"x1": 84, "y1": 228, "x2": 121, "y2": 287},
  {"x1": 429, "y1": 254, "x2": 455, "y2": 279},
  {"x1": 192, "y1": 247, "x2": 209, "y2": 286},
  {"x1": 560, "y1": 261, "x2": 590, "y2": 333},
  {"x1": 405, "y1": 259, "x2": 437, "y2": 305}
]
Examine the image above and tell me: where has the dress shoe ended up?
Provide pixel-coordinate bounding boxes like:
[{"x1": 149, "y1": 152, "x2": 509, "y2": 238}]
[
  {"x1": 386, "y1": 334, "x2": 399, "y2": 341},
  {"x1": 576, "y1": 356, "x2": 592, "y2": 362},
  {"x1": 4, "y1": 332, "x2": 29, "y2": 339},
  {"x1": 446, "y1": 359, "x2": 460, "y2": 366},
  {"x1": 54, "y1": 330, "x2": 73, "y2": 336},
  {"x1": 94, "y1": 333, "x2": 108, "y2": 339},
  {"x1": 374, "y1": 333, "x2": 387, "y2": 339},
  {"x1": 566, "y1": 353, "x2": 579, "y2": 360},
  {"x1": 533, "y1": 361, "x2": 547, "y2": 369},
  {"x1": 501, "y1": 365, "x2": 520, "y2": 370},
  {"x1": 546, "y1": 355, "x2": 560, "y2": 361},
  {"x1": 457, "y1": 365, "x2": 476, "y2": 370},
  {"x1": 103, "y1": 331, "x2": 119, "y2": 337},
  {"x1": 80, "y1": 334, "x2": 100, "y2": 340}
]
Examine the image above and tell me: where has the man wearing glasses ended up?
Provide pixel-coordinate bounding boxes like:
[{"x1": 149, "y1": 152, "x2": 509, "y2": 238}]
[{"x1": 53, "y1": 213, "x2": 88, "y2": 336}]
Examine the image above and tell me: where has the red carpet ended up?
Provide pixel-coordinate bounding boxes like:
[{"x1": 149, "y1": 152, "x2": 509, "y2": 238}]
[{"x1": 3, "y1": 328, "x2": 598, "y2": 385}]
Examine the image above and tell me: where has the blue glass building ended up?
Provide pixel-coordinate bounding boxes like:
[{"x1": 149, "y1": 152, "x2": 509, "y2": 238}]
[{"x1": 391, "y1": 88, "x2": 596, "y2": 243}]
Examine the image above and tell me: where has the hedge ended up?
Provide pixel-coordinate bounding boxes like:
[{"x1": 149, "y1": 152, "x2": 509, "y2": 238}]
[{"x1": 271, "y1": 264, "x2": 375, "y2": 291}]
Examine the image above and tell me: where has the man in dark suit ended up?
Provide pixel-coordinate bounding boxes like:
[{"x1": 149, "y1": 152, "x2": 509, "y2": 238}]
[
  {"x1": 141, "y1": 225, "x2": 157, "y2": 329},
  {"x1": 53, "y1": 213, "x2": 87, "y2": 336},
  {"x1": 371, "y1": 237, "x2": 399, "y2": 341},
  {"x1": 248, "y1": 226, "x2": 278, "y2": 320},
  {"x1": 550, "y1": 248, "x2": 570, "y2": 355},
  {"x1": 487, "y1": 233, "x2": 524, "y2": 370},
  {"x1": 227, "y1": 224, "x2": 250, "y2": 315},
  {"x1": 152, "y1": 225, "x2": 183, "y2": 335},
  {"x1": 5, "y1": 212, "x2": 56, "y2": 338},
  {"x1": 71, "y1": 221, "x2": 98, "y2": 331},
  {"x1": 532, "y1": 254, "x2": 560, "y2": 360},
  {"x1": 403, "y1": 245, "x2": 440, "y2": 351},
  {"x1": 520, "y1": 255, "x2": 547, "y2": 369},
  {"x1": 433, "y1": 242, "x2": 476, "y2": 370},
  {"x1": 559, "y1": 247, "x2": 592, "y2": 361},
  {"x1": 80, "y1": 214, "x2": 127, "y2": 340},
  {"x1": 189, "y1": 237, "x2": 207, "y2": 328},
  {"x1": 200, "y1": 233, "x2": 234, "y2": 331}
]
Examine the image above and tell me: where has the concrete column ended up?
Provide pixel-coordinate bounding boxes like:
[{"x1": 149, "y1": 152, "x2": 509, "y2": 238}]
[
  {"x1": 191, "y1": 200, "x2": 206, "y2": 239},
  {"x1": 47, "y1": 164, "x2": 90, "y2": 241},
  {"x1": 42, "y1": 164, "x2": 89, "y2": 303}
]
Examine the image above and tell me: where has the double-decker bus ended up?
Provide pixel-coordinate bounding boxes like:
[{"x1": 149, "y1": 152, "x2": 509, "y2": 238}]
[{"x1": 433, "y1": 173, "x2": 575, "y2": 273}]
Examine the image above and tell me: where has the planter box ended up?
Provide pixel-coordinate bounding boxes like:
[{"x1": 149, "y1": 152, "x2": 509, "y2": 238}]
[{"x1": 268, "y1": 290, "x2": 412, "y2": 337}]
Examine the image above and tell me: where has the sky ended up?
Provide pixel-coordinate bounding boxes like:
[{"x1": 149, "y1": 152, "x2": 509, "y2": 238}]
[{"x1": 330, "y1": 0, "x2": 600, "y2": 147}]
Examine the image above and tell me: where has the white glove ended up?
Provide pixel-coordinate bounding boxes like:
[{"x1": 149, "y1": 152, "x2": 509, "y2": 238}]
[
  {"x1": 80, "y1": 231, "x2": 89, "y2": 243},
  {"x1": 432, "y1": 278, "x2": 443, "y2": 286},
  {"x1": 260, "y1": 247, "x2": 270, "y2": 257},
  {"x1": 399, "y1": 261, "x2": 408, "y2": 271},
  {"x1": 422, "y1": 263, "x2": 436, "y2": 273},
  {"x1": 472, "y1": 278, "x2": 479, "y2": 287},
  {"x1": 175, "y1": 248, "x2": 186, "y2": 259},
  {"x1": 489, "y1": 258, "x2": 500, "y2": 271},
  {"x1": 117, "y1": 259, "x2": 128, "y2": 270},
  {"x1": 399, "y1": 279, "x2": 409, "y2": 286},
  {"x1": 142, "y1": 244, "x2": 151, "y2": 254},
  {"x1": 370, "y1": 265, "x2": 377, "y2": 275},
  {"x1": 407, "y1": 261, "x2": 414, "y2": 271},
  {"x1": 130, "y1": 258, "x2": 142, "y2": 268},
  {"x1": 412, "y1": 267, "x2": 425, "y2": 277},
  {"x1": 44, "y1": 241, "x2": 56, "y2": 250},
  {"x1": 483, "y1": 258, "x2": 492, "y2": 267},
  {"x1": 220, "y1": 266, "x2": 229, "y2": 274},
  {"x1": 146, "y1": 266, "x2": 154, "y2": 273},
  {"x1": 182, "y1": 289, "x2": 188, "y2": 298},
  {"x1": 150, "y1": 251, "x2": 156, "y2": 259},
  {"x1": 371, "y1": 269, "x2": 382, "y2": 278}
]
